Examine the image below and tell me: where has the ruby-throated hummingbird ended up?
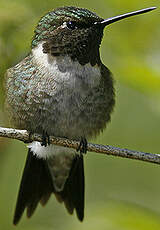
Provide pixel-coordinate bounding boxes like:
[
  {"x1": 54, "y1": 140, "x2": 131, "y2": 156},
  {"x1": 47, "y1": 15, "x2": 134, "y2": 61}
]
[{"x1": 5, "y1": 6, "x2": 156, "y2": 225}]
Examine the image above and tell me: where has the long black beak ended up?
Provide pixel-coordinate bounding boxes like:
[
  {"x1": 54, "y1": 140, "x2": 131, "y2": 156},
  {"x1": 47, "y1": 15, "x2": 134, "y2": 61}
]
[{"x1": 95, "y1": 7, "x2": 156, "y2": 27}]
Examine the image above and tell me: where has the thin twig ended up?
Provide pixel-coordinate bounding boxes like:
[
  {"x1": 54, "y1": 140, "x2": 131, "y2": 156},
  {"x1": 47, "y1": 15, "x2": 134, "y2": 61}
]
[{"x1": 0, "y1": 126, "x2": 160, "y2": 165}]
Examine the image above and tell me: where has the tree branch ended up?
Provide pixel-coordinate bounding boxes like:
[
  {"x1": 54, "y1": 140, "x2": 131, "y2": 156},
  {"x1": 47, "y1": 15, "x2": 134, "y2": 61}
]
[{"x1": 0, "y1": 126, "x2": 160, "y2": 165}]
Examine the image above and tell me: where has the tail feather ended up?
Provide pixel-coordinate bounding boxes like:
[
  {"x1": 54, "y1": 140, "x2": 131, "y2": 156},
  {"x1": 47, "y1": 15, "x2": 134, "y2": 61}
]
[
  {"x1": 13, "y1": 149, "x2": 84, "y2": 225},
  {"x1": 59, "y1": 154, "x2": 84, "y2": 221},
  {"x1": 13, "y1": 149, "x2": 53, "y2": 225},
  {"x1": 40, "y1": 193, "x2": 51, "y2": 206}
]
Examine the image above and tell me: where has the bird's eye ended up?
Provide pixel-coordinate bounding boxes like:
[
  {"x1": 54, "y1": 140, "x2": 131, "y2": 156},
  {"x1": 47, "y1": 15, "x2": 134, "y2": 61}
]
[{"x1": 66, "y1": 21, "x2": 78, "y2": 30}]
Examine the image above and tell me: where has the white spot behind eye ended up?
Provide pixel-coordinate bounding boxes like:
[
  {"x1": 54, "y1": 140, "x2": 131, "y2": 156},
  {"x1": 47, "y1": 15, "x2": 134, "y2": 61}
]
[{"x1": 61, "y1": 22, "x2": 67, "y2": 28}]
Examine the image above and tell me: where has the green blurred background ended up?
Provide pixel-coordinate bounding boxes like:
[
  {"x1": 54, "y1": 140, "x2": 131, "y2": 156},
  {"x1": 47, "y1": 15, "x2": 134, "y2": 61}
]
[{"x1": 0, "y1": 0, "x2": 160, "y2": 229}]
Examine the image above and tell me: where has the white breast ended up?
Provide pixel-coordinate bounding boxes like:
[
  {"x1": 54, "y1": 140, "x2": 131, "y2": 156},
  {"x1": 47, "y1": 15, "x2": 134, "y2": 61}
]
[
  {"x1": 28, "y1": 42, "x2": 102, "y2": 159},
  {"x1": 32, "y1": 42, "x2": 101, "y2": 89}
]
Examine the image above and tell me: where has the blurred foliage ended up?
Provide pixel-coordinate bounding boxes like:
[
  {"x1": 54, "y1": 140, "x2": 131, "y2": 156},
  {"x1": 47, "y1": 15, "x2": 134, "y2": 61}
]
[{"x1": 0, "y1": 0, "x2": 160, "y2": 230}]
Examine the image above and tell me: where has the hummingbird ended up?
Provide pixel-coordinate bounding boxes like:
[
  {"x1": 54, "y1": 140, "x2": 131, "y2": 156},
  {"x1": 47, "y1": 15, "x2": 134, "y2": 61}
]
[{"x1": 5, "y1": 6, "x2": 156, "y2": 225}]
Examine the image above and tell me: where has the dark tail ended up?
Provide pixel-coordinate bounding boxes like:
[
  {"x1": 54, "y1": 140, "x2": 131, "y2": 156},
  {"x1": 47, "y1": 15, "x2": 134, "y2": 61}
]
[{"x1": 13, "y1": 149, "x2": 84, "y2": 225}]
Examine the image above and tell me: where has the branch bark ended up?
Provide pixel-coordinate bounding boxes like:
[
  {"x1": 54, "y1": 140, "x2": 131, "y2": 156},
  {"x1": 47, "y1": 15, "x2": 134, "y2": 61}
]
[{"x1": 0, "y1": 126, "x2": 160, "y2": 165}]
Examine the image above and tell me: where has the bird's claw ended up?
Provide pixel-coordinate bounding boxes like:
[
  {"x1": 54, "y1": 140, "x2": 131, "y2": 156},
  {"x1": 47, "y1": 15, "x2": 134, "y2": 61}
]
[
  {"x1": 41, "y1": 131, "x2": 50, "y2": 147},
  {"x1": 77, "y1": 137, "x2": 88, "y2": 154}
]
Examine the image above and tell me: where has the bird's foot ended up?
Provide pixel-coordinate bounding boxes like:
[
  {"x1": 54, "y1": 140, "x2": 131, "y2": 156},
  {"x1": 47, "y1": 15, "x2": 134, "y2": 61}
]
[
  {"x1": 41, "y1": 131, "x2": 50, "y2": 147},
  {"x1": 77, "y1": 137, "x2": 88, "y2": 154},
  {"x1": 24, "y1": 131, "x2": 33, "y2": 143}
]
